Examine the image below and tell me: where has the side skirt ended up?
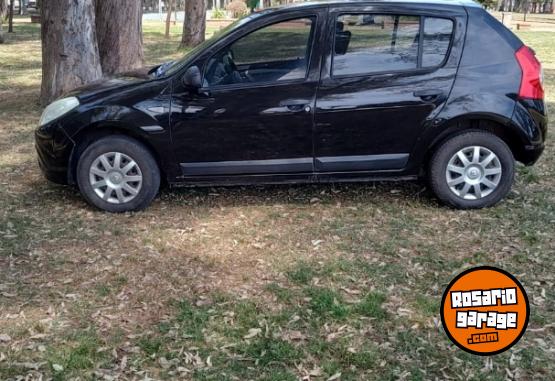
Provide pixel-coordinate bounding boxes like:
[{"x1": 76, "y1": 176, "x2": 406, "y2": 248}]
[
  {"x1": 179, "y1": 154, "x2": 409, "y2": 177},
  {"x1": 173, "y1": 154, "x2": 416, "y2": 187},
  {"x1": 170, "y1": 173, "x2": 418, "y2": 188}
]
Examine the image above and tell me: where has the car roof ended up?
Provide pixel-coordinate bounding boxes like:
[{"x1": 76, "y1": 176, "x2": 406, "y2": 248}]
[{"x1": 269, "y1": 0, "x2": 480, "y2": 10}]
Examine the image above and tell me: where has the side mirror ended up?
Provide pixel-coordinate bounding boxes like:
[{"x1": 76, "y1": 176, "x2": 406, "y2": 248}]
[
  {"x1": 148, "y1": 64, "x2": 161, "y2": 75},
  {"x1": 182, "y1": 65, "x2": 202, "y2": 89}
]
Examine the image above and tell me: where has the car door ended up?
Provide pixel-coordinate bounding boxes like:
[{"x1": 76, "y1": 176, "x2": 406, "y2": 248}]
[
  {"x1": 170, "y1": 9, "x2": 326, "y2": 178},
  {"x1": 314, "y1": 5, "x2": 465, "y2": 174}
]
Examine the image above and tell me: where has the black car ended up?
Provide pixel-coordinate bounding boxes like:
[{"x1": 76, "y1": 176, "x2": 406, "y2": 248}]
[{"x1": 35, "y1": 0, "x2": 547, "y2": 212}]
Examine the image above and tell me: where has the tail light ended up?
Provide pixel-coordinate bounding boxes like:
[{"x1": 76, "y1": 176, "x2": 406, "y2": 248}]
[{"x1": 515, "y1": 45, "x2": 544, "y2": 100}]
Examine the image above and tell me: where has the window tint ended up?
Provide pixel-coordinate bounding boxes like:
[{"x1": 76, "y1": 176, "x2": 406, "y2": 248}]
[
  {"x1": 333, "y1": 15, "x2": 420, "y2": 76},
  {"x1": 204, "y1": 17, "x2": 314, "y2": 87},
  {"x1": 422, "y1": 18, "x2": 454, "y2": 67}
]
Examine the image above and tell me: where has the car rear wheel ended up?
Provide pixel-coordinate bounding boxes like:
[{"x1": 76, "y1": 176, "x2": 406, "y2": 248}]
[
  {"x1": 429, "y1": 131, "x2": 515, "y2": 209},
  {"x1": 77, "y1": 136, "x2": 160, "y2": 212}
]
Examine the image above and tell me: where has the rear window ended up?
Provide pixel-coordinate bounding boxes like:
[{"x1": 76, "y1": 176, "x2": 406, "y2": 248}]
[{"x1": 333, "y1": 14, "x2": 454, "y2": 77}]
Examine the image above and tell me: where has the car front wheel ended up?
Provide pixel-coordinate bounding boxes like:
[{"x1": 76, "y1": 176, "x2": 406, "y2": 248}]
[
  {"x1": 429, "y1": 131, "x2": 515, "y2": 209},
  {"x1": 76, "y1": 136, "x2": 160, "y2": 212}
]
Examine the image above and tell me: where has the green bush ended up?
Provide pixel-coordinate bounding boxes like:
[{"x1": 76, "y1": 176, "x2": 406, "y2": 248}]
[{"x1": 211, "y1": 8, "x2": 227, "y2": 20}]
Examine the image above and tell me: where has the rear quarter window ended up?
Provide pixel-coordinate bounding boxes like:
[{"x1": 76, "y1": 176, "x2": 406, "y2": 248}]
[{"x1": 422, "y1": 17, "x2": 454, "y2": 67}]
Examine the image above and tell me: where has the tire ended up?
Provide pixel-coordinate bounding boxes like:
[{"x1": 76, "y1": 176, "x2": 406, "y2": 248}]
[
  {"x1": 76, "y1": 136, "x2": 160, "y2": 212},
  {"x1": 428, "y1": 131, "x2": 515, "y2": 209}
]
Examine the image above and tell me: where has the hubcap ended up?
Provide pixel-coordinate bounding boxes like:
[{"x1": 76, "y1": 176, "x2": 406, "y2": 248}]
[
  {"x1": 445, "y1": 146, "x2": 502, "y2": 200},
  {"x1": 89, "y1": 152, "x2": 143, "y2": 204}
]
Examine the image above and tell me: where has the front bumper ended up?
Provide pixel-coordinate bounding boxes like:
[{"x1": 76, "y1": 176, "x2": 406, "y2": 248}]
[{"x1": 35, "y1": 124, "x2": 75, "y2": 185}]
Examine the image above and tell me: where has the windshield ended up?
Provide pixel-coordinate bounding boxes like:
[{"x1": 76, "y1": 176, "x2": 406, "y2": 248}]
[{"x1": 159, "y1": 12, "x2": 268, "y2": 77}]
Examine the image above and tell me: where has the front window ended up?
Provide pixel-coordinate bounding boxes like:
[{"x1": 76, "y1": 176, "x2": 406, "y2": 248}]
[
  {"x1": 204, "y1": 17, "x2": 315, "y2": 87},
  {"x1": 161, "y1": 11, "x2": 268, "y2": 77}
]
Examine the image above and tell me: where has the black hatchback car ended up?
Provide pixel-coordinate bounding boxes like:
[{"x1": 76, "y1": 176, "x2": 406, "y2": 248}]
[{"x1": 36, "y1": 0, "x2": 547, "y2": 212}]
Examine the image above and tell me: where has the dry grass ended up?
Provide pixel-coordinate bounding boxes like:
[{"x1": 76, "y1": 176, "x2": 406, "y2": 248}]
[{"x1": 0, "y1": 18, "x2": 554, "y2": 381}]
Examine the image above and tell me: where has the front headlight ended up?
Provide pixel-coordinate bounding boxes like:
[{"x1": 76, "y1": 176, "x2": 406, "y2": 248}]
[{"x1": 39, "y1": 97, "x2": 80, "y2": 127}]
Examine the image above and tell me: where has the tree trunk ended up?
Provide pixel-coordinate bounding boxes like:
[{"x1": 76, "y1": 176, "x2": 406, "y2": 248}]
[
  {"x1": 8, "y1": 0, "x2": 13, "y2": 33},
  {"x1": 0, "y1": 0, "x2": 5, "y2": 43},
  {"x1": 40, "y1": 0, "x2": 102, "y2": 105},
  {"x1": 181, "y1": 0, "x2": 206, "y2": 48},
  {"x1": 165, "y1": 0, "x2": 174, "y2": 39},
  {"x1": 95, "y1": 0, "x2": 144, "y2": 76}
]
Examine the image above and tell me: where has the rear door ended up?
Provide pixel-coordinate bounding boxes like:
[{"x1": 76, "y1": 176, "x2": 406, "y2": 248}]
[{"x1": 314, "y1": 4, "x2": 465, "y2": 174}]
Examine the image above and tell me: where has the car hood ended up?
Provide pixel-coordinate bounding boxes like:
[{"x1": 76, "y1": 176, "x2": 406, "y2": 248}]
[{"x1": 66, "y1": 67, "x2": 153, "y2": 104}]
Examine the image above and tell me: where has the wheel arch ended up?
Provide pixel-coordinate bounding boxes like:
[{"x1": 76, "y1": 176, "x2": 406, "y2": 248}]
[
  {"x1": 67, "y1": 122, "x2": 167, "y2": 185},
  {"x1": 422, "y1": 115, "x2": 529, "y2": 172}
]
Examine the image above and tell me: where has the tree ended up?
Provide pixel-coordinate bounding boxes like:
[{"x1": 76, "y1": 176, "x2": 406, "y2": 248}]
[
  {"x1": 8, "y1": 0, "x2": 13, "y2": 33},
  {"x1": 246, "y1": 0, "x2": 258, "y2": 12},
  {"x1": 40, "y1": 0, "x2": 102, "y2": 105},
  {"x1": 95, "y1": 0, "x2": 144, "y2": 75},
  {"x1": 0, "y1": 0, "x2": 6, "y2": 43},
  {"x1": 226, "y1": 0, "x2": 248, "y2": 17},
  {"x1": 165, "y1": 0, "x2": 175, "y2": 39},
  {"x1": 181, "y1": 0, "x2": 206, "y2": 48},
  {"x1": 475, "y1": 0, "x2": 497, "y2": 8}
]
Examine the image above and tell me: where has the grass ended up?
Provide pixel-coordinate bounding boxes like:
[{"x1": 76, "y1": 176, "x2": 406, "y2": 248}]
[{"x1": 0, "y1": 16, "x2": 554, "y2": 380}]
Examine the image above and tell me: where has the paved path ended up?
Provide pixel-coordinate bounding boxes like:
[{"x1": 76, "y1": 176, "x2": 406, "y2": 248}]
[{"x1": 143, "y1": 11, "x2": 186, "y2": 21}]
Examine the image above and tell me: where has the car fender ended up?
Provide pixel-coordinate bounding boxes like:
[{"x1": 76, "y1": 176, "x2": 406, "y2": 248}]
[
  {"x1": 62, "y1": 103, "x2": 179, "y2": 184},
  {"x1": 407, "y1": 93, "x2": 538, "y2": 171}
]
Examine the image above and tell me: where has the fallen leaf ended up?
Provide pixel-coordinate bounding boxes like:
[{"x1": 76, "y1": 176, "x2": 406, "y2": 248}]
[
  {"x1": 288, "y1": 331, "x2": 306, "y2": 341},
  {"x1": 244, "y1": 328, "x2": 261, "y2": 339},
  {"x1": 52, "y1": 364, "x2": 64, "y2": 372},
  {"x1": 120, "y1": 355, "x2": 127, "y2": 370}
]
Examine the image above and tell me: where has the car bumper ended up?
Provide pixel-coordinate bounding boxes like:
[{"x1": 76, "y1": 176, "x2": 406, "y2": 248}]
[
  {"x1": 521, "y1": 143, "x2": 545, "y2": 165},
  {"x1": 513, "y1": 99, "x2": 548, "y2": 165},
  {"x1": 35, "y1": 124, "x2": 75, "y2": 185}
]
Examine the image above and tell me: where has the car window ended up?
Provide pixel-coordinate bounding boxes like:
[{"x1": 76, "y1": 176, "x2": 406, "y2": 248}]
[
  {"x1": 204, "y1": 17, "x2": 315, "y2": 87},
  {"x1": 422, "y1": 17, "x2": 454, "y2": 67},
  {"x1": 333, "y1": 14, "x2": 420, "y2": 77},
  {"x1": 332, "y1": 14, "x2": 453, "y2": 77},
  {"x1": 162, "y1": 12, "x2": 268, "y2": 77}
]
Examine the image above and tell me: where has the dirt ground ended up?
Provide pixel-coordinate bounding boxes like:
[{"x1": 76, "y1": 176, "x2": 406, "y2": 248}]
[{"x1": 0, "y1": 19, "x2": 554, "y2": 381}]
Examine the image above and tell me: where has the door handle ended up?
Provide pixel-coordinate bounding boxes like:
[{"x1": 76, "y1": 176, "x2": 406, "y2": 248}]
[
  {"x1": 198, "y1": 88, "x2": 212, "y2": 98},
  {"x1": 280, "y1": 99, "x2": 311, "y2": 112},
  {"x1": 413, "y1": 89, "x2": 444, "y2": 102}
]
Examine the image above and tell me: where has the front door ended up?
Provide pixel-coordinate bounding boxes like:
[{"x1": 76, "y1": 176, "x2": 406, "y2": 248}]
[
  {"x1": 315, "y1": 7, "x2": 463, "y2": 173},
  {"x1": 170, "y1": 12, "x2": 324, "y2": 178}
]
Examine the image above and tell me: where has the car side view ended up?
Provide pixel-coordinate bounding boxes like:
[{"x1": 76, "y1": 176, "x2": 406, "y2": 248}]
[{"x1": 35, "y1": 0, "x2": 547, "y2": 212}]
